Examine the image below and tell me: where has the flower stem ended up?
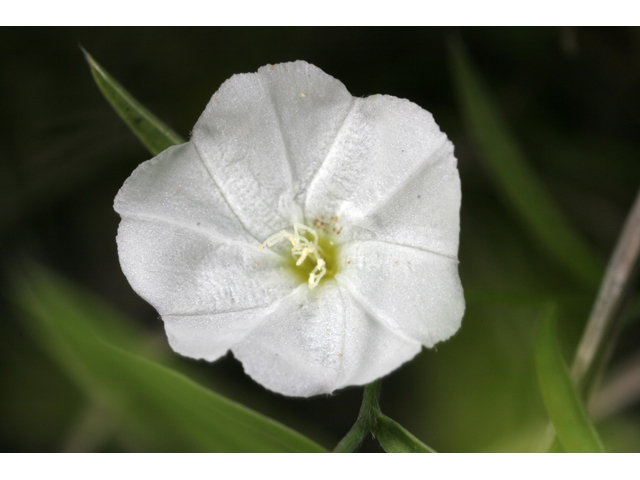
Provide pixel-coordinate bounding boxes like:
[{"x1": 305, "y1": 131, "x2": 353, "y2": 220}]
[
  {"x1": 333, "y1": 380, "x2": 436, "y2": 453},
  {"x1": 333, "y1": 380, "x2": 382, "y2": 452}
]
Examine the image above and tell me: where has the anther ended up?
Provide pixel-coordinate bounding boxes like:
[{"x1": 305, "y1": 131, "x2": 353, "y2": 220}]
[
  {"x1": 259, "y1": 222, "x2": 327, "y2": 289},
  {"x1": 309, "y1": 258, "x2": 326, "y2": 289}
]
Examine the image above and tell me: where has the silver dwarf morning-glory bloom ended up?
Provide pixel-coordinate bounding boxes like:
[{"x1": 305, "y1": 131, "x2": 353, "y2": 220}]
[{"x1": 115, "y1": 61, "x2": 465, "y2": 397}]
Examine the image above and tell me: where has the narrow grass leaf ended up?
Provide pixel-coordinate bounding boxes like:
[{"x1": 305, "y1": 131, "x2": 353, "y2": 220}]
[
  {"x1": 14, "y1": 263, "x2": 326, "y2": 453},
  {"x1": 83, "y1": 49, "x2": 185, "y2": 155},
  {"x1": 449, "y1": 39, "x2": 603, "y2": 288},
  {"x1": 535, "y1": 306, "x2": 605, "y2": 453}
]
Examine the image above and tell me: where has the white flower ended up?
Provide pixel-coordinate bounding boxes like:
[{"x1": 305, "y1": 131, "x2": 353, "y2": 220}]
[{"x1": 115, "y1": 61, "x2": 465, "y2": 397}]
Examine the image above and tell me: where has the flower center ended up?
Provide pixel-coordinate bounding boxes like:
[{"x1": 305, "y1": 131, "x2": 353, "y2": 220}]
[{"x1": 259, "y1": 222, "x2": 337, "y2": 289}]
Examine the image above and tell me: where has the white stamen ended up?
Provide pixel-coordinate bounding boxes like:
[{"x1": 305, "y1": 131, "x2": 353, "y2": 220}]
[
  {"x1": 259, "y1": 222, "x2": 327, "y2": 289},
  {"x1": 294, "y1": 223, "x2": 318, "y2": 245},
  {"x1": 309, "y1": 258, "x2": 326, "y2": 289},
  {"x1": 259, "y1": 230, "x2": 289, "y2": 250},
  {"x1": 295, "y1": 246, "x2": 310, "y2": 266}
]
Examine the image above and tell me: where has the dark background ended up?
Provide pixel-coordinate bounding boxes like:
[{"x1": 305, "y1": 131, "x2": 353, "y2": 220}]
[{"x1": 2, "y1": 27, "x2": 640, "y2": 452}]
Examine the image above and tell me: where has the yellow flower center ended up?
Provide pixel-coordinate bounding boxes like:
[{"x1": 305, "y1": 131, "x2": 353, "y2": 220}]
[{"x1": 259, "y1": 221, "x2": 339, "y2": 289}]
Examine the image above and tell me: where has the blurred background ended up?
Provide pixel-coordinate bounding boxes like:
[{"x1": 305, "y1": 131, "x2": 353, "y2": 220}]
[{"x1": 2, "y1": 27, "x2": 640, "y2": 452}]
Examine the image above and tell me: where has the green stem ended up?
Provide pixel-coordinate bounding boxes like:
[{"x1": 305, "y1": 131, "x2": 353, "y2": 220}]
[
  {"x1": 333, "y1": 380, "x2": 382, "y2": 452},
  {"x1": 333, "y1": 380, "x2": 436, "y2": 453}
]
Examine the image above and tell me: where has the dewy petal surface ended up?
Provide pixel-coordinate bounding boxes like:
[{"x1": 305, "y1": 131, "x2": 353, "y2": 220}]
[
  {"x1": 191, "y1": 61, "x2": 353, "y2": 240},
  {"x1": 233, "y1": 283, "x2": 421, "y2": 397},
  {"x1": 337, "y1": 241, "x2": 464, "y2": 348}
]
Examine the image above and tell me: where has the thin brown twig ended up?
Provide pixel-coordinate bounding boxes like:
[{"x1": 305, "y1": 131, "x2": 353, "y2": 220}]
[
  {"x1": 571, "y1": 187, "x2": 640, "y2": 395},
  {"x1": 539, "y1": 187, "x2": 640, "y2": 452},
  {"x1": 590, "y1": 350, "x2": 640, "y2": 421}
]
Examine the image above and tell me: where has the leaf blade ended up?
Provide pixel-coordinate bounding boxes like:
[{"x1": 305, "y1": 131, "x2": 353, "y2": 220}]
[
  {"x1": 449, "y1": 39, "x2": 603, "y2": 288},
  {"x1": 83, "y1": 48, "x2": 185, "y2": 155},
  {"x1": 535, "y1": 306, "x2": 605, "y2": 453},
  {"x1": 374, "y1": 414, "x2": 436, "y2": 453},
  {"x1": 14, "y1": 263, "x2": 326, "y2": 453}
]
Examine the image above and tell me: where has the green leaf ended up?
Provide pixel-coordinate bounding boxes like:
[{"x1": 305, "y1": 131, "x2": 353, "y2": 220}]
[
  {"x1": 374, "y1": 414, "x2": 436, "y2": 453},
  {"x1": 13, "y1": 263, "x2": 326, "y2": 453},
  {"x1": 449, "y1": 39, "x2": 603, "y2": 288},
  {"x1": 83, "y1": 48, "x2": 185, "y2": 155},
  {"x1": 535, "y1": 306, "x2": 605, "y2": 453},
  {"x1": 334, "y1": 380, "x2": 436, "y2": 453}
]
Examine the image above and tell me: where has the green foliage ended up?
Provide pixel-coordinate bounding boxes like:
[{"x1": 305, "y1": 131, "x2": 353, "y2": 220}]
[
  {"x1": 449, "y1": 39, "x2": 604, "y2": 289},
  {"x1": 83, "y1": 49, "x2": 185, "y2": 155},
  {"x1": 535, "y1": 306, "x2": 605, "y2": 453},
  {"x1": 375, "y1": 414, "x2": 435, "y2": 453},
  {"x1": 334, "y1": 380, "x2": 435, "y2": 453},
  {"x1": 13, "y1": 263, "x2": 326, "y2": 453}
]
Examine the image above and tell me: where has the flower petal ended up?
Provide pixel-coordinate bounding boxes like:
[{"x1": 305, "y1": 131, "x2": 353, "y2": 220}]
[
  {"x1": 115, "y1": 142, "x2": 256, "y2": 244},
  {"x1": 337, "y1": 241, "x2": 464, "y2": 348},
  {"x1": 163, "y1": 309, "x2": 266, "y2": 362},
  {"x1": 232, "y1": 284, "x2": 421, "y2": 397},
  {"x1": 115, "y1": 141, "x2": 299, "y2": 324},
  {"x1": 191, "y1": 61, "x2": 354, "y2": 239},
  {"x1": 117, "y1": 217, "x2": 296, "y2": 317},
  {"x1": 347, "y1": 142, "x2": 461, "y2": 258},
  {"x1": 335, "y1": 289, "x2": 422, "y2": 390},
  {"x1": 304, "y1": 94, "x2": 456, "y2": 255}
]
